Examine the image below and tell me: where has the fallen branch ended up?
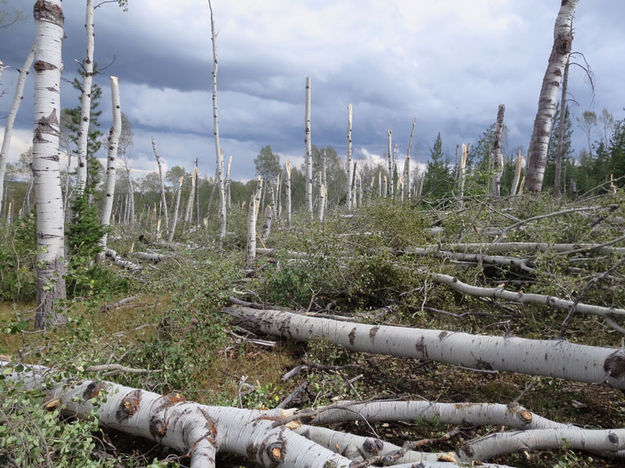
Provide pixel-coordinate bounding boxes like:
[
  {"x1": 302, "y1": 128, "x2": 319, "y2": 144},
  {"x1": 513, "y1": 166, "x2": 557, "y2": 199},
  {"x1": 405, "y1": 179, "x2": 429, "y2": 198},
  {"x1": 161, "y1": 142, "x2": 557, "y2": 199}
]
[
  {"x1": 225, "y1": 305, "x2": 625, "y2": 388},
  {"x1": 104, "y1": 248, "x2": 142, "y2": 271}
]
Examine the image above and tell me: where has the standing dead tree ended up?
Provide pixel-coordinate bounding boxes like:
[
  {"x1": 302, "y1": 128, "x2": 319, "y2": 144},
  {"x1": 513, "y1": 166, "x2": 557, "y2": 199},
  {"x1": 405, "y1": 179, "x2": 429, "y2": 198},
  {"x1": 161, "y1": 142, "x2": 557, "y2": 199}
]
[
  {"x1": 526, "y1": 0, "x2": 578, "y2": 193},
  {"x1": 151, "y1": 137, "x2": 169, "y2": 234},
  {"x1": 305, "y1": 76, "x2": 313, "y2": 215},
  {"x1": 346, "y1": 103, "x2": 353, "y2": 211},
  {"x1": 490, "y1": 104, "x2": 505, "y2": 197},
  {"x1": 0, "y1": 44, "x2": 35, "y2": 217},
  {"x1": 208, "y1": 0, "x2": 226, "y2": 241}
]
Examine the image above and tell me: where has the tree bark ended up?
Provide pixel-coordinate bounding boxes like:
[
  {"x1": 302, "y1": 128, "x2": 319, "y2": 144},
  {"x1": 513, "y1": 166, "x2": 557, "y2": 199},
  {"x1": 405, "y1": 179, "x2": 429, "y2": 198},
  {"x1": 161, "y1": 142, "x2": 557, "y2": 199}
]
[
  {"x1": 405, "y1": 118, "x2": 416, "y2": 201},
  {"x1": 168, "y1": 176, "x2": 183, "y2": 243},
  {"x1": 208, "y1": 0, "x2": 226, "y2": 241},
  {"x1": 318, "y1": 184, "x2": 326, "y2": 222},
  {"x1": 387, "y1": 130, "x2": 393, "y2": 198},
  {"x1": 226, "y1": 305, "x2": 625, "y2": 389},
  {"x1": 346, "y1": 103, "x2": 353, "y2": 211},
  {"x1": 305, "y1": 76, "x2": 313, "y2": 215},
  {"x1": 525, "y1": 0, "x2": 577, "y2": 193},
  {"x1": 246, "y1": 177, "x2": 262, "y2": 268},
  {"x1": 151, "y1": 137, "x2": 169, "y2": 233},
  {"x1": 33, "y1": 0, "x2": 66, "y2": 329},
  {"x1": 458, "y1": 144, "x2": 467, "y2": 201},
  {"x1": 0, "y1": 44, "x2": 35, "y2": 218},
  {"x1": 510, "y1": 151, "x2": 523, "y2": 196},
  {"x1": 285, "y1": 160, "x2": 292, "y2": 228},
  {"x1": 554, "y1": 56, "x2": 570, "y2": 197},
  {"x1": 185, "y1": 159, "x2": 198, "y2": 223},
  {"x1": 75, "y1": 0, "x2": 95, "y2": 195},
  {"x1": 491, "y1": 104, "x2": 505, "y2": 197},
  {"x1": 99, "y1": 76, "x2": 121, "y2": 252}
]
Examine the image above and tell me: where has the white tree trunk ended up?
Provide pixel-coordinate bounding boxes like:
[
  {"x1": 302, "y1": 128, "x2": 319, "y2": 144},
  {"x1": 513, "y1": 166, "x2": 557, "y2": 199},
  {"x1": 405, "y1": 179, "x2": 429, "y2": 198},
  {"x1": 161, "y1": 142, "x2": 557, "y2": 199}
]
[
  {"x1": 99, "y1": 76, "x2": 121, "y2": 252},
  {"x1": 261, "y1": 204, "x2": 272, "y2": 240},
  {"x1": 510, "y1": 151, "x2": 523, "y2": 196},
  {"x1": 168, "y1": 176, "x2": 184, "y2": 243},
  {"x1": 526, "y1": 0, "x2": 577, "y2": 193},
  {"x1": 184, "y1": 161, "x2": 198, "y2": 223},
  {"x1": 33, "y1": 0, "x2": 66, "y2": 329},
  {"x1": 151, "y1": 137, "x2": 169, "y2": 233},
  {"x1": 404, "y1": 118, "x2": 416, "y2": 201},
  {"x1": 318, "y1": 183, "x2": 326, "y2": 222},
  {"x1": 226, "y1": 306, "x2": 625, "y2": 389},
  {"x1": 346, "y1": 103, "x2": 353, "y2": 210},
  {"x1": 490, "y1": 104, "x2": 505, "y2": 197},
  {"x1": 246, "y1": 177, "x2": 262, "y2": 268},
  {"x1": 554, "y1": 55, "x2": 570, "y2": 197},
  {"x1": 285, "y1": 159, "x2": 292, "y2": 227},
  {"x1": 208, "y1": 1, "x2": 226, "y2": 241},
  {"x1": 458, "y1": 143, "x2": 467, "y2": 200},
  {"x1": 387, "y1": 129, "x2": 393, "y2": 198},
  {"x1": 350, "y1": 161, "x2": 357, "y2": 209},
  {"x1": 76, "y1": 0, "x2": 95, "y2": 194},
  {"x1": 226, "y1": 154, "x2": 232, "y2": 210},
  {"x1": 304, "y1": 76, "x2": 313, "y2": 215},
  {"x1": 0, "y1": 44, "x2": 35, "y2": 217}
]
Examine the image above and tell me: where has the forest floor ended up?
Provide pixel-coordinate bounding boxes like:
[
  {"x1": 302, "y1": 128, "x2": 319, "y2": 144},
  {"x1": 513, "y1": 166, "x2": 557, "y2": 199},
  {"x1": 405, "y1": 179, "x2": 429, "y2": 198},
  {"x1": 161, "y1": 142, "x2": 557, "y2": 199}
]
[{"x1": 2, "y1": 194, "x2": 625, "y2": 467}]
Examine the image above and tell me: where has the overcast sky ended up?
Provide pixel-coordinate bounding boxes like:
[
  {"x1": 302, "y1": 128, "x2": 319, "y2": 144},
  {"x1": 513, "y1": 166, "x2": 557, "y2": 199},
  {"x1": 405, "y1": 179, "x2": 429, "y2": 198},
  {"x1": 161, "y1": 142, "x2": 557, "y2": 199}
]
[{"x1": 1, "y1": 0, "x2": 624, "y2": 181}]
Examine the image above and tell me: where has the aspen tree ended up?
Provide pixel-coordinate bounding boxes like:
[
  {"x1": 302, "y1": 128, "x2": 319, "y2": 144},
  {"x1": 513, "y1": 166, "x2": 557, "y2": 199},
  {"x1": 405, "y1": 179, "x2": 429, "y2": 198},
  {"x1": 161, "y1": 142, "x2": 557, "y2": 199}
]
[
  {"x1": 0, "y1": 44, "x2": 35, "y2": 217},
  {"x1": 184, "y1": 158, "x2": 198, "y2": 223},
  {"x1": 285, "y1": 160, "x2": 292, "y2": 227},
  {"x1": 510, "y1": 151, "x2": 524, "y2": 196},
  {"x1": 346, "y1": 103, "x2": 353, "y2": 210},
  {"x1": 168, "y1": 176, "x2": 183, "y2": 243},
  {"x1": 99, "y1": 76, "x2": 121, "y2": 252},
  {"x1": 490, "y1": 104, "x2": 505, "y2": 197},
  {"x1": 75, "y1": 0, "x2": 95, "y2": 194},
  {"x1": 404, "y1": 117, "x2": 416, "y2": 200},
  {"x1": 304, "y1": 77, "x2": 313, "y2": 214},
  {"x1": 151, "y1": 137, "x2": 169, "y2": 234},
  {"x1": 208, "y1": 0, "x2": 226, "y2": 240},
  {"x1": 387, "y1": 130, "x2": 393, "y2": 198},
  {"x1": 33, "y1": 0, "x2": 66, "y2": 329},
  {"x1": 554, "y1": 55, "x2": 570, "y2": 197},
  {"x1": 526, "y1": 0, "x2": 578, "y2": 192}
]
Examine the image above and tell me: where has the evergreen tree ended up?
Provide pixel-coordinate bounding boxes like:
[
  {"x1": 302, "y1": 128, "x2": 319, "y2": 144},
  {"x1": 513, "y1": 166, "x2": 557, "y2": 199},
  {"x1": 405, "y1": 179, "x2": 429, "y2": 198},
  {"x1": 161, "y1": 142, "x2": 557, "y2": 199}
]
[
  {"x1": 422, "y1": 133, "x2": 452, "y2": 199},
  {"x1": 254, "y1": 145, "x2": 281, "y2": 181}
]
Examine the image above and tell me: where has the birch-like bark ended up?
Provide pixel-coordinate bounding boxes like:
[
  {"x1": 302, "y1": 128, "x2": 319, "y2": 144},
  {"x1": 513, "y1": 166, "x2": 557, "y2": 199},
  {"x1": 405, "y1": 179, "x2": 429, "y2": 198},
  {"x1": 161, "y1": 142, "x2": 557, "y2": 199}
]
[
  {"x1": 168, "y1": 176, "x2": 183, "y2": 243},
  {"x1": 75, "y1": 0, "x2": 95, "y2": 194},
  {"x1": 350, "y1": 162, "x2": 357, "y2": 209},
  {"x1": 526, "y1": 0, "x2": 577, "y2": 193},
  {"x1": 151, "y1": 137, "x2": 169, "y2": 233},
  {"x1": 405, "y1": 118, "x2": 416, "y2": 201},
  {"x1": 246, "y1": 177, "x2": 262, "y2": 268},
  {"x1": 387, "y1": 130, "x2": 393, "y2": 198},
  {"x1": 285, "y1": 160, "x2": 292, "y2": 227},
  {"x1": 33, "y1": 0, "x2": 66, "y2": 329},
  {"x1": 318, "y1": 184, "x2": 326, "y2": 222},
  {"x1": 2, "y1": 362, "x2": 353, "y2": 468},
  {"x1": 346, "y1": 103, "x2": 353, "y2": 210},
  {"x1": 226, "y1": 306, "x2": 625, "y2": 389},
  {"x1": 208, "y1": 0, "x2": 226, "y2": 241},
  {"x1": 458, "y1": 143, "x2": 467, "y2": 200},
  {"x1": 510, "y1": 151, "x2": 523, "y2": 196},
  {"x1": 261, "y1": 204, "x2": 272, "y2": 240},
  {"x1": 490, "y1": 104, "x2": 505, "y2": 197},
  {"x1": 554, "y1": 55, "x2": 570, "y2": 197},
  {"x1": 357, "y1": 173, "x2": 362, "y2": 207},
  {"x1": 184, "y1": 161, "x2": 197, "y2": 223},
  {"x1": 0, "y1": 44, "x2": 35, "y2": 217},
  {"x1": 225, "y1": 154, "x2": 232, "y2": 210},
  {"x1": 99, "y1": 76, "x2": 121, "y2": 252},
  {"x1": 305, "y1": 76, "x2": 313, "y2": 214}
]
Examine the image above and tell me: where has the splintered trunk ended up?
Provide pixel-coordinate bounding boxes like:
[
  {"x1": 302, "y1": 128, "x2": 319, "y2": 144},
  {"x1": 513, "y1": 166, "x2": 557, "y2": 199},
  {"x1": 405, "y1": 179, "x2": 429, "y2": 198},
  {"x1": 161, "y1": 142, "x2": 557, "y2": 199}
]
[
  {"x1": 261, "y1": 204, "x2": 272, "y2": 240},
  {"x1": 0, "y1": 44, "x2": 35, "y2": 217},
  {"x1": 350, "y1": 162, "x2": 357, "y2": 209},
  {"x1": 151, "y1": 138, "x2": 169, "y2": 233},
  {"x1": 510, "y1": 151, "x2": 524, "y2": 196},
  {"x1": 458, "y1": 144, "x2": 467, "y2": 200},
  {"x1": 246, "y1": 177, "x2": 262, "y2": 267},
  {"x1": 526, "y1": 0, "x2": 577, "y2": 193},
  {"x1": 318, "y1": 184, "x2": 326, "y2": 222},
  {"x1": 168, "y1": 176, "x2": 183, "y2": 243},
  {"x1": 346, "y1": 103, "x2": 353, "y2": 210},
  {"x1": 387, "y1": 130, "x2": 393, "y2": 198},
  {"x1": 554, "y1": 56, "x2": 570, "y2": 197},
  {"x1": 208, "y1": 1, "x2": 226, "y2": 241},
  {"x1": 285, "y1": 160, "x2": 292, "y2": 227},
  {"x1": 184, "y1": 161, "x2": 198, "y2": 223},
  {"x1": 33, "y1": 0, "x2": 66, "y2": 329},
  {"x1": 226, "y1": 306, "x2": 625, "y2": 389},
  {"x1": 76, "y1": 0, "x2": 95, "y2": 194},
  {"x1": 490, "y1": 104, "x2": 505, "y2": 197},
  {"x1": 405, "y1": 118, "x2": 416, "y2": 201},
  {"x1": 99, "y1": 76, "x2": 121, "y2": 252},
  {"x1": 305, "y1": 76, "x2": 313, "y2": 214}
]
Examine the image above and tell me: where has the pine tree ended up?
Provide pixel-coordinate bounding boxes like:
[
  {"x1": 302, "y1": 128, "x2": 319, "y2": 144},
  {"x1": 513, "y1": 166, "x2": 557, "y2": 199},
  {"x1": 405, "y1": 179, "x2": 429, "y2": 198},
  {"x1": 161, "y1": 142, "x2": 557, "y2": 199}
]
[{"x1": 423, "y1": 133, "x2": 452, "y2": 199}]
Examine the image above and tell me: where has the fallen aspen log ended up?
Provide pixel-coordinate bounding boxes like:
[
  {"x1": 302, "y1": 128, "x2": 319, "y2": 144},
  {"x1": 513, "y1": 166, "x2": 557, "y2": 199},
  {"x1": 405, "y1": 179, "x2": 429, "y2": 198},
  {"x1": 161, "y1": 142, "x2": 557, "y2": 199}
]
[
  {"x1": 420, "y1": 242, "x2": 625, "y2": 256},
  {"x1": 104, "y1": 247, "x2": 142, "y2": 271},
  {"x1": 224, "y1": 305, "x2": 625, "y2": 389},
  {"x1": 3, "y1": 362, "x2": 498, "y2": 467},
  {"x1": 1, "y1": 362, "x2": 352, "y2": 468}
]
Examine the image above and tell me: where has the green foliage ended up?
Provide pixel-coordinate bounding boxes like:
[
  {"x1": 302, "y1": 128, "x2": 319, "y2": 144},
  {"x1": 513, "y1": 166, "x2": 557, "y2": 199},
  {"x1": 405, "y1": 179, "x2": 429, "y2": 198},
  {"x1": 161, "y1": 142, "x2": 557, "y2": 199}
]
[
  {"x1": 254, "y1": 145, "x2": 281, "y2": 181},
  {"x1": 0, "y1": 214, "x2": 37, "y2": 301},
  {"x1": 423, "y1": 133, "x2": 453, "y2": 199},
  {"x1": 0, "y1": 369, "x2": 117, "y2": 467}
]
